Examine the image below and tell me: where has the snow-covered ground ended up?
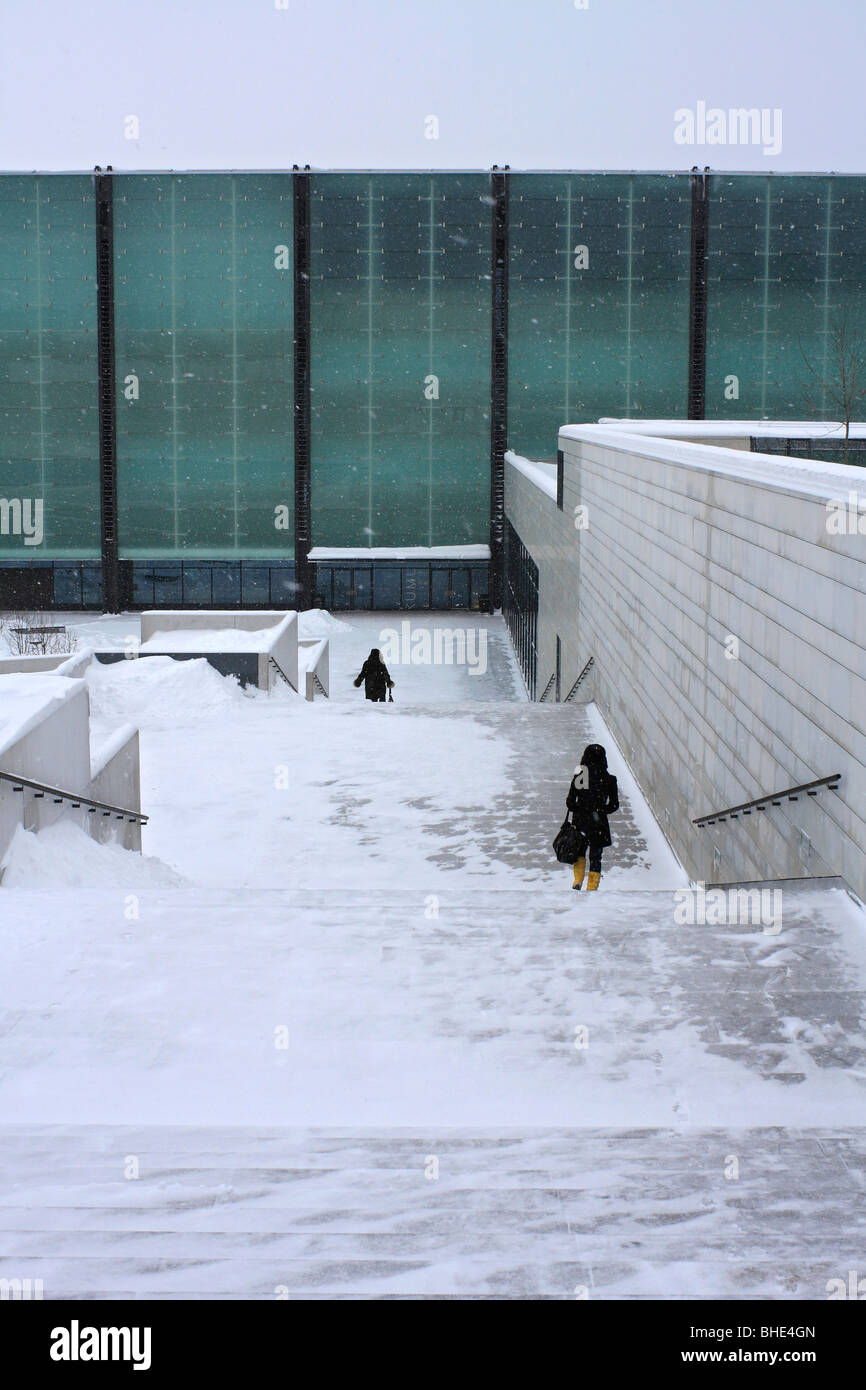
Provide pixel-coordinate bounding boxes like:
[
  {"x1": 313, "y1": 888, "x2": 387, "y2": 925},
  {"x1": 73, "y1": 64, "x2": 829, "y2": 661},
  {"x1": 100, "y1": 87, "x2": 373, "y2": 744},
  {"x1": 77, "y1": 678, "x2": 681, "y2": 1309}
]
[{"x1": 1, "y1": 612, "x2": 865, "y2": 1298}]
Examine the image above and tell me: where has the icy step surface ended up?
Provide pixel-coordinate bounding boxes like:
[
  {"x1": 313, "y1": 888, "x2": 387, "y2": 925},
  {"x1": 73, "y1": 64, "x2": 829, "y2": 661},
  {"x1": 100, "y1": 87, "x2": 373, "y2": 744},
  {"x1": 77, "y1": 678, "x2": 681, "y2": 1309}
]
[
  {"x1": 2, "y1": 882, "x2": 866, "y2": 1297},
  {"x1": 1, "y1": 1125, "x2": 864, "y2": 1299},
  {"x1": 2, "y1": 883, "x2": 866, "y2": 1131}
]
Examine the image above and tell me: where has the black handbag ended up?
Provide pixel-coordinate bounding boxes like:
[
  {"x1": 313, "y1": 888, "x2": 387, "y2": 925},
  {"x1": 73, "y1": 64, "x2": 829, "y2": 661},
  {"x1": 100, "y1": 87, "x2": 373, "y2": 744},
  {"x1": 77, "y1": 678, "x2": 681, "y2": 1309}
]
[{"x1": 552, "y1": 819, "x2": 580, "y2": 863}]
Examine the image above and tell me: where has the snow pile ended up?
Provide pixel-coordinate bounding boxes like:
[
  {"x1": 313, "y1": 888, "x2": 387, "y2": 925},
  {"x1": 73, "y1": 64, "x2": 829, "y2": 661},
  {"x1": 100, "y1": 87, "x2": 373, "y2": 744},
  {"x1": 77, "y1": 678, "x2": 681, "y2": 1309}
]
[
  {"x1": 1, "y1": 820, "x2": 188, "y2": 889},
  {"x1": 86, "y1": 655, "x2": 253, "y2": 731},
  {"x1": 298, "y1": 609, "x2": 351, "y2": 637}
]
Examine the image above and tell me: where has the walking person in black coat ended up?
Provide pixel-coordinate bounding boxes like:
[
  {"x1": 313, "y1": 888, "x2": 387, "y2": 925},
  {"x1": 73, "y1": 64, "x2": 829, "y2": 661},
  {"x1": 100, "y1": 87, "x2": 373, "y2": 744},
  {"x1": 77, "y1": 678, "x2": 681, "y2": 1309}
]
[
  {"x1": 566, "y1": 743, "x2": 619, "y2": 891},
  {"x1": 353, "y1": 648, "x2": 395, "y2": 703}
]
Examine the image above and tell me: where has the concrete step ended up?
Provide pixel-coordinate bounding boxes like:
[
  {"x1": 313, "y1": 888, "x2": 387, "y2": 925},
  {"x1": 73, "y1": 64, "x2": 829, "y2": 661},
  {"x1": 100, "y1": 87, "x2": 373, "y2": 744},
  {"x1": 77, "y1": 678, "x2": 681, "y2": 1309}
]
[{"x1": 1, "y1": 1125, "x2": 864, "y2": 1299}]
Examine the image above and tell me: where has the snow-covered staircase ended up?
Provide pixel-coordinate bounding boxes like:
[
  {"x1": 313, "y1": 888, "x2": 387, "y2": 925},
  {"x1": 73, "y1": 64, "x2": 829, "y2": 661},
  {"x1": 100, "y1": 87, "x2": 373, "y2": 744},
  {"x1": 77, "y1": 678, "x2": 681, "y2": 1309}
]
[
  {"x1": 1, "y1": 1121, "x2": 865, "y2": 1299},
  {"x1": 2, "y1": 882, "x2": 865, "y2": 1300}
]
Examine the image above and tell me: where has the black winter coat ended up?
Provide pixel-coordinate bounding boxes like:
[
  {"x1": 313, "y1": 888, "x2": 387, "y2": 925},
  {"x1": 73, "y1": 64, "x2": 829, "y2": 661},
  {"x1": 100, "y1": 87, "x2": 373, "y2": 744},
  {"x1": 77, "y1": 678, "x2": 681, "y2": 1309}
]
[
  {"x1": 566, "y1": 771, "x2": 619, "y2": 848},
  {"x1": 355, "y1": 657, "x2": 393, "y2": 701}
]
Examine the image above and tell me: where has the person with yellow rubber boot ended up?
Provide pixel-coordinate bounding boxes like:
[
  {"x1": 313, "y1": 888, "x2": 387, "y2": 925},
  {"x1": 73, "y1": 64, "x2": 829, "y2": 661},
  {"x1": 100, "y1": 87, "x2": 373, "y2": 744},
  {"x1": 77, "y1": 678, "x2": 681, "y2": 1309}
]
[{"x1": 565, "y1": 744, "x2": 619, "y2": 891}]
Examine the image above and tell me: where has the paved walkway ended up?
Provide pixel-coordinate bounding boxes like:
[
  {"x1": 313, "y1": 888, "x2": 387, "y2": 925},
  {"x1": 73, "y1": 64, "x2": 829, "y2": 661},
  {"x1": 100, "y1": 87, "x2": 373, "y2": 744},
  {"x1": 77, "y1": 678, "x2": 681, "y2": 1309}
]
[{"x1": 2, "y1": 628, "x2": 865, "y2": 1298}]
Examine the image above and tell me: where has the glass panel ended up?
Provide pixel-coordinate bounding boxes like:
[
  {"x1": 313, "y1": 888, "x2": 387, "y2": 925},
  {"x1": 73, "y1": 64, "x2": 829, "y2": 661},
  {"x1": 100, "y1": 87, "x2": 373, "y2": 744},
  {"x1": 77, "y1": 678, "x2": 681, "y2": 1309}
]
[
  {"x1": 132, "y1": 565, "x2": 155, "y2": 607},
  {"x1": 148, "y1": 563, "x2": 182, "y2": 606},
  {"x1": 449, "y1": 569, "x2": 470, "y2": 609},
  {"x1": 431, "y1": 569, "x2": 451, "y2": 608},
  {"x1": 241, "y1": 565, "x2": 269, "y2": 605},
  {"x1": 182, "y1": 565, "x2": 212, "y2": 605},
  {"x1": 310, "y1": 173, "x2": 491, "y2": 548},
  {"x1": 53, "y1": 563, "x2": 83, "y2": 607},
  {"x1": 508, "y1": 173, "x2": 691, "y2": 457},
  {"x1": 269, "y1": 565, "x2": 297, "y2": 605},
  {"x1": 0, "y1": 175, "x2": 100, "y2": 558},
  {"x1": 81, "y1": 562, "x2": 104, "y2": 607},
  {"x1": 312, "y1": 566, "x2": 332, "y2": 609},
  {"x1": 332, "y1": 568, "x2": 352, "y2": 609},
  {"x1": 470, "y1": 566, "x2": 489, "y2": 607},
  {"x1": 212, "y1": 562, "x2": 241, "y2": 606},
  {"x1": 352, "y1": 568, "x2": 372, "y2": 609},
  {"x1": 113, "y1": 174, "x2": 293, "y2": 558},
  {"x1": 706, "y1": 175, "x2": 866, "y2": 420},
  {"x1": 402, "y1": 566, "x2": 429, "y2": 609},
  {"x1": 373, "y1": 567, "x2": 401, "y2": 607}
]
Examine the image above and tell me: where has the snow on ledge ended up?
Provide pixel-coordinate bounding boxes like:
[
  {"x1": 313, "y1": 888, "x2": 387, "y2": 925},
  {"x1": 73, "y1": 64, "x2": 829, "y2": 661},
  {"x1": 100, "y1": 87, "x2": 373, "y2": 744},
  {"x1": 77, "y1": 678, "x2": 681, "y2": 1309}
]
[
  {"x1": 308, "y1": 545, "x2": 491, "y2": 560},
  {"x1": 559, "y1": 422, "x2": 866, "y2": 504},
  {"x1": 139, "y1": 627, "x2": 277, "y2": 653},
  {"x1": 0, "y1": 673, "x2": 85, "y2": 757},
  {"x1": 504, "y1": 450, "x2": 558, "y2": 500},
  {"x1": 595, "y1": 418, "x2": 866, "y2": 439}
]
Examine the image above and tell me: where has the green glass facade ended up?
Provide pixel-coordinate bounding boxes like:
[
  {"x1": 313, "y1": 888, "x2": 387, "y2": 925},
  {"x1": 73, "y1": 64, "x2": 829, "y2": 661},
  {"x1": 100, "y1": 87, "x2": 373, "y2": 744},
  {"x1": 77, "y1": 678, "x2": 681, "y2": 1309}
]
[
  {"x1": 509, "y1": 173, "x2": 692, "y2": 454},
  {"x1": 0, "y1": 175, "x2": 99, "y2": 558},
  {"x1": 706, "y1": 175, "x2": 866, "y2": 418},
  {"x1": 310, "y1": 173, "x2": 491, "y2": 547},
  {"x1": 113, "y1": 173, "x2": 294, "y2": 558},
  {"x1": 2, "y1": 170, "x2": 866, "y2": 604}
]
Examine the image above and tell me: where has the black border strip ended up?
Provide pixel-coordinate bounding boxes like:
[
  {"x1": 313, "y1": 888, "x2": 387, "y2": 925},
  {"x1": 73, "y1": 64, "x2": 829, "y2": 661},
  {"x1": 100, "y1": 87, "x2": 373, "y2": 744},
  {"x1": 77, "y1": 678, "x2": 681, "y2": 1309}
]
[
  {"x1": 489, "y1": 167, "x2": 509, "y2": 609},
  {"x1": 293, "y1": 166, "x2": 313, "y2": 609},
  {"x1": 95, "y1": 168, "x2": 120, "y2": 611},
  {"x1": 687, "y1": 166, "x2": 709, "y2": 419}
]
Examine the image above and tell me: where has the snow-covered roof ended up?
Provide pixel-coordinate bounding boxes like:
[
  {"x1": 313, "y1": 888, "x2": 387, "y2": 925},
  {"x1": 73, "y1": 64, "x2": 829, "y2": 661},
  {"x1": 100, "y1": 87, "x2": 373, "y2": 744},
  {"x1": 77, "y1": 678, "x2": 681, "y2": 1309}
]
[
  {"x1": 559, "y1": 422, "x2": 866, "y2": 503},
  {"x1": 308, "y1": 545, "x2": 491, "y2": 561},
  {"x1": 139, "y1": 628, "x2": 275, "y2": 654},
  {"x1": 595, "y1": 419, "x2": 866, "y2": 439}
]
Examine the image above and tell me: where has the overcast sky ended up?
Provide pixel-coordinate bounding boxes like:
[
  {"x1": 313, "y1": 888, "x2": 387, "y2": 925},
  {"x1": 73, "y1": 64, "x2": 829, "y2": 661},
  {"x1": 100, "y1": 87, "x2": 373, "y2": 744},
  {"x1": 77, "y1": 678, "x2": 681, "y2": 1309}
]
[{"x1": 1, "y1": 0, "x2": 864, "y2": 172}]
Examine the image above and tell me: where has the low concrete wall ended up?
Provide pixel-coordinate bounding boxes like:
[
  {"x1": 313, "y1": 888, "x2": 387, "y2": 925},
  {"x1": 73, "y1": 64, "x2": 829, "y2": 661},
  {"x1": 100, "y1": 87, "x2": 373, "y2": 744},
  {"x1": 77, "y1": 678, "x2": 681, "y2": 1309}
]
[
  {"x1": 259, "y1": 613, "x2": 299, "y2": 691},
  {"x1": 299, "y1": 639, "x2": 330, "y2": 700},
  {"x1": 140, "y1": 610, "x2": 291, "y2": 639},
  {"x1": 89, "y1": 725, "x2": 143, "y2": 852},
  {"x1": 505, "y1": 426, "x2": 866, "y2": 898},
  {"x1": 504, "y1": 458, "x2": 593, "y2": 703},
  {"x1": 141, "y1": 610, "x2": 299, "y2": 691},
  {"x1": 0, "y1": 654, "x2": 72, "y2": 675},
  {"x1": 0, "y1": 674, "x2": 143, "y2": 867},
  {"x1": 1, "y1": 682, "x2": 95, "y2": 863}
]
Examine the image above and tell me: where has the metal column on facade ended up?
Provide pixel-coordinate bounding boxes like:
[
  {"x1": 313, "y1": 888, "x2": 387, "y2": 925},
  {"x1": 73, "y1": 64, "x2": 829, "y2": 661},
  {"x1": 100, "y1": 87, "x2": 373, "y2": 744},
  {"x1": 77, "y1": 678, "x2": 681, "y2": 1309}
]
[
  {"x1": 489, "y1": 167, "x2": 509, "y2": 609},
  {"x1": 94, "y1": 168, "x2": 121, "y2": 612},
  {"x1": 293, "y1": 166, "x2": 313, "y2": 609},
  {"x1": 687, "y1": 167, "x2": 710, "y2": 420}
]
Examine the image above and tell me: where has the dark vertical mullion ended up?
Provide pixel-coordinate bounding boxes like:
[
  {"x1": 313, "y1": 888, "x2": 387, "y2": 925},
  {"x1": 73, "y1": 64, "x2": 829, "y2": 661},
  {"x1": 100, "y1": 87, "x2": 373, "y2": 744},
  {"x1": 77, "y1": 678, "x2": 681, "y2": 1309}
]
[
  {"x1": 489, "y1": 167, "x2": 509, "y2": 608},
  {"x1": 687, "y1": 167, "x2": 710, "y2": 419},
  {"x1": 293, "y1": 166, "x2": 313, "y2": 609},
  {"x1": 95, "y1": 169, "x2": 120, "y2": 612}
]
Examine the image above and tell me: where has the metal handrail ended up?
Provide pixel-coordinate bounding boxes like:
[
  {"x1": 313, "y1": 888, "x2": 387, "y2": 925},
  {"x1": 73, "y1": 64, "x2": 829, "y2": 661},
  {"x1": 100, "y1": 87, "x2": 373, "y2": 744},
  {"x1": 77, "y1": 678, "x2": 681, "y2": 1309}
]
[
  {"x1": 564, "y1": 656, "x2": 594, "y2": 703},
  {"x1": 0, "y1": 770, "x2": 148, "y2": 825},
  {"x1": 538, "y1": 673, "x2": 556, "y2": 703},
  {"x1": 268, "y1": 656, "x2": 297, "y2": 692},
  {"x1": 693, "y1": 773, "x2": 841, "y2": 827}
]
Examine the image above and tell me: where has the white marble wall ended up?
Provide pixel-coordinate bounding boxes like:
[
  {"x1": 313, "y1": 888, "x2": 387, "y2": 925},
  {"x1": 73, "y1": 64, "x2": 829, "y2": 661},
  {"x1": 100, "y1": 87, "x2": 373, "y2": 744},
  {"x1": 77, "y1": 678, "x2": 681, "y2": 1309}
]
[{"x1": 505, "y1": 432, "x2": 866, "y2": 897}]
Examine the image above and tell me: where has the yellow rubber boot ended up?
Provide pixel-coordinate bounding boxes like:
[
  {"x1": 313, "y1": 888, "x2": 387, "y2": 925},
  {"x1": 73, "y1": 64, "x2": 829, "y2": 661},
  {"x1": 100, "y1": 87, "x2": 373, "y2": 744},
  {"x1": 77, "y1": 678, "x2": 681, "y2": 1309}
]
[
  {"x1": 586, "y1": 871, "x2": 601, "y2": 892},
  {"x1": 572, "y1": 857, "x2": 586, "y2": 890}
]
